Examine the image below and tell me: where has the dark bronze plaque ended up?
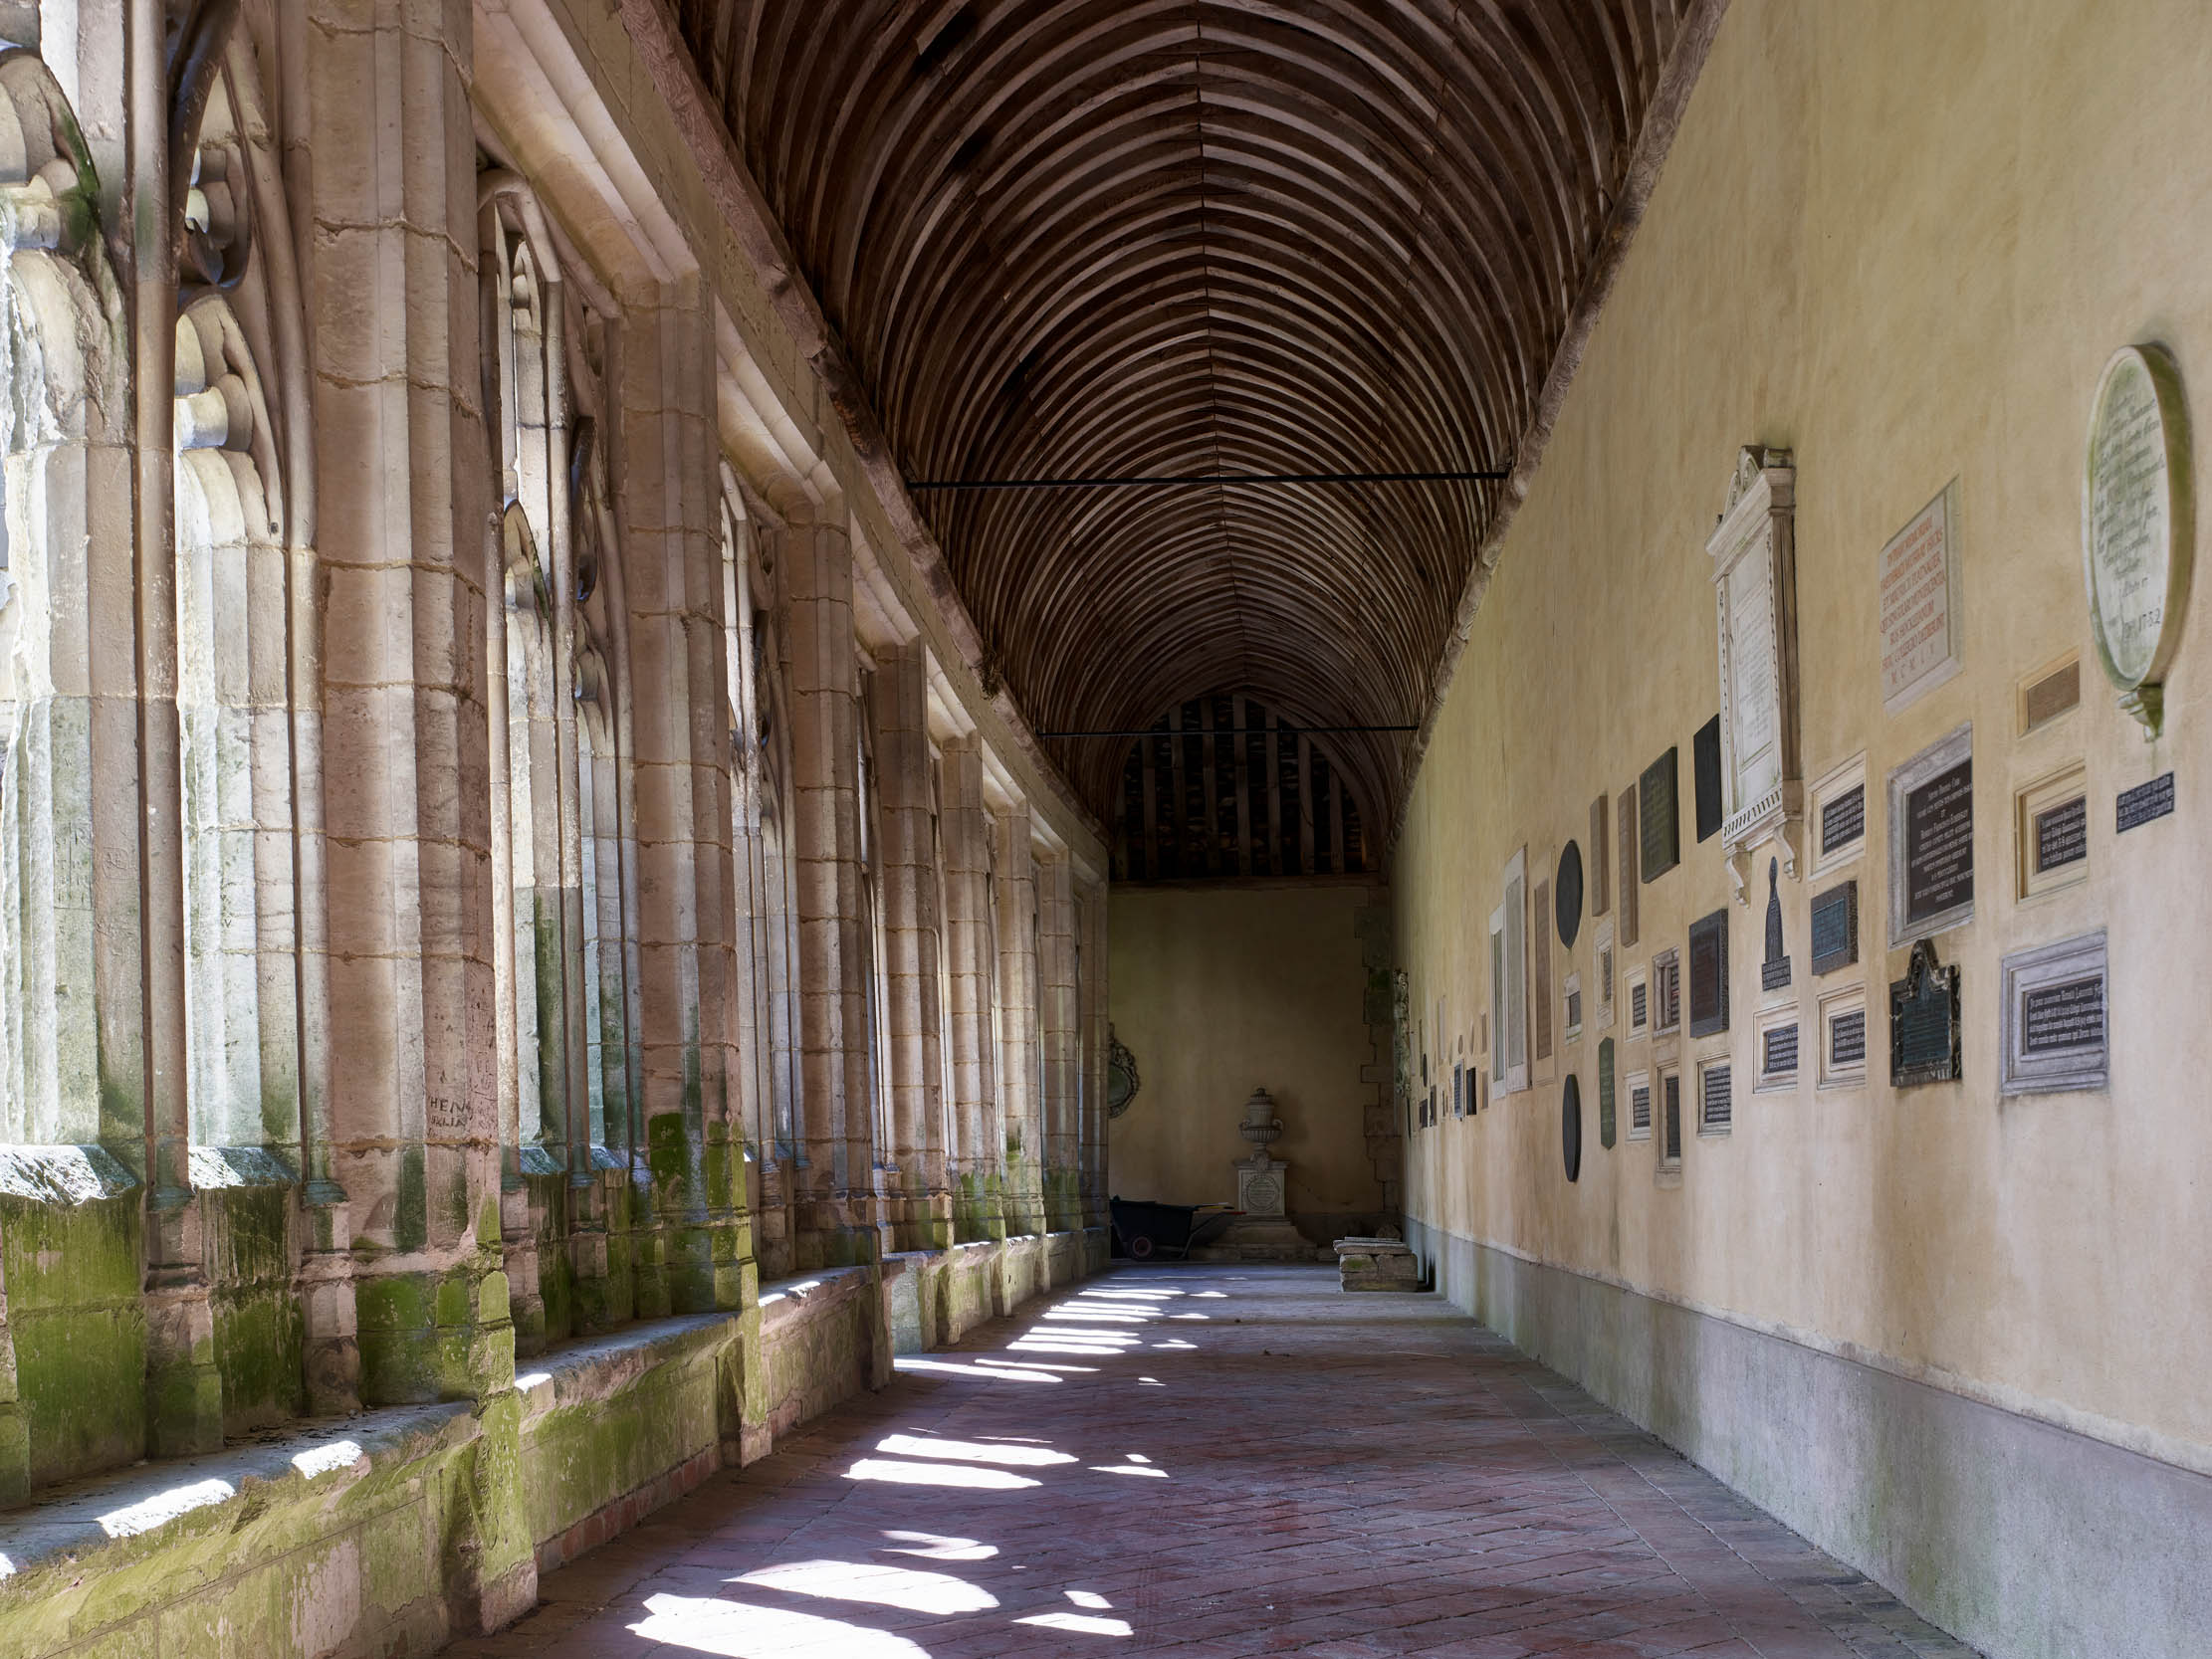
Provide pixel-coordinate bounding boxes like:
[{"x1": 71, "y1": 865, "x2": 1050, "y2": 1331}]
[
  {"x1": 1640, "y1": 749, "x2": 1679, "y2": 883},
  {"x1": 1556, "y1": 841, "x2": 1584, "y2": 946},
  {"x1": 2116, "y1": 771, "x2": 2175, "y2": 833},
  {"x1": 1631, "y1": 1078, "x2": 1652, "y2": 1136},
  {"x1": 1821, "y1": 782, "x2": 1866, "y2": 856},
  {"x1": 1701, "y1": 1062, "x2": 1732, "y2": 1129},
  {"x1": 1631, "y1": 979, "x2": 1649, "y2": 1029},
  {"x1": 1688, "y1": 910, "x2": 1730, "y2": 1037},
  {"x1": 1830, "y1": 1007, "x2": 1868, "y2": 1068},
  {"x1": 1618, "y1": 786, "x2": 1640, "y2": 946},
  {"x1": 1903, "y1": 756, "x2": 1974, "y2": 926},
  {"x1": 1589, "y1": 795, "x2": 1611, "y2": 917},
  {"x1": 2034, "y1": 795, "x2": 2088, "y2": 873},
  {"x1": 2022, "y1": 975, "x2": 2103, "y2": 1056},
  {"x1": 1810, "y1": 881, "x2": 1859, "y2": 976},
  {"x1": 1889, "y1": 937, "x2": 1961, "y2": 1087},
  {"x1": 1763, "y1": 1022, "x2": 1799, "y2": 1077},
  {"x1": 1598, "y1": 1038, "x2": 1617, "y2": 1148},
  {"x1": 1453, "y1": 1062, "x2": 1465, "y2": 1116},
  {"x1": 1662, "y1": 1073, "x2": 1681, "y2": 1160},
  {"x1": 1562, "y1": 1075, "x2": 1582, "y2": 1182},
  {"x1": 1694, "y1": 716, "x2": 1723, "y2": 842}
]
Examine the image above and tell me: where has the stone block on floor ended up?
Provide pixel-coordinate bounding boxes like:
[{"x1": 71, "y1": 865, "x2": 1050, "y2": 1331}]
[{"x1": 1336, "y1": 1235, "x2": 1421, "y2": 1290}]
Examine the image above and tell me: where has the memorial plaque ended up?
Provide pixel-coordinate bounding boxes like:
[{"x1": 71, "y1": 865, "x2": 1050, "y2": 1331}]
[
  {"x1": 1694, "y1": 715, "x2": 1723, "y2": 842},
  {"x1": 1631, "y1": 978, "x2": 1649, "y2": 1030},
  {"x1": 2021, "y1": 658, "x2": 2081, "y2": 732},
  {"x1": 1763, "y1": 1022, "x2": 1799, "y2": 1078},
  {"x1": 1888, "y1": 726, "x2": 1974, "y2": 945},
  {"x1": 2085, "y1": 344, "x2": 2193, "y2": 736},
  {"x1": 2000, "y1": 931, "x2": 2107, "y2": 1096},
  {"x1": 1453, "y1": 1062, "x2": 1465, "y2": 1117},
  {"x1": 1760, "y1": 856, "x2": 1791, "y2": 991},
  {"x1": 1532, "y1": 877, "x2": 1553, "y2": 1061},
  {"x1": 1888, "y1": 938, "x2": 1961, "y2": 1088},
  {"x1": 1589, "y1": 796, "x2": 1611, "y2": 916},
  {"x1": 1830, "y1": 1007, "x2": 1868, "y2": 1069},
  {"x1": 1662, "y1": 1073, "x2": 1682, "y2": 1161},
  {"x1": 1903, "y1": 758, "x2": 1973, "y2": 923},
  {"x1": 1562, "y1": 1075, "x2": 1582, "y2": 1182},
  {"x1": 1630, "y1": 1076, "x2": 1652, "y2": 1138},
  {"x1": 2034, "y1": 795, "x2": 2088, "y2": 874},
  {"x1": 2022, "y1": 979, "x2": 2101, "y2": 1055},
  {"x1": 1810, "y1": 881, "x2": 1860, "y2": 976},
  {"x1": 1652, "y1": 948, "x2": 1681, "y2": 1033},
  {"x1": 1688, "y1": 910, "x2": 1730, "y2": 1037},
  {"x1": 1880, "y1": 482, "x2": 1964, "y2": 712},
  {"x1": 1640, "y1": 749, "x2": 1679, "y2": 883},
  {"x1": 1711, "y1": 448, "x2": 1801, "y2": 859},
  {"x1": 1564, "y1": 977, "x2": 1583, "y2": 1038},
  {"x1": 1700, "y1": 1062, "x2": 1732, "y2": 1131},
  {"x1": 1821, "y1": 784, "x2": 1866, "y2": 858},
  {"x1": 2116, "y1": 771, "x2": 2175, "y2": 833},
  {"x1": 1617, "y1": 786, "x2": 1640, "y2": 946},
  {"x1": 1556, "y1": 841, "x2": 1584, "y2": 946},
  {"x1": 1598, "y1": 1038, "x2": 1617, "y2": 1148}
]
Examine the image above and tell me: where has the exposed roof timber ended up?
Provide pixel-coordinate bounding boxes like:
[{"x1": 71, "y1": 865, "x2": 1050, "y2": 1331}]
[{"x1": 658, "y1": 0, "x2": 1723, "y2": 828}]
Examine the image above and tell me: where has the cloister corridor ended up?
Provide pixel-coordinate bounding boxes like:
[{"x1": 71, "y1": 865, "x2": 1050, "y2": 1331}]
[{"x1": 446, "y1": 1270, "x2": 1977, "y2": 1659}]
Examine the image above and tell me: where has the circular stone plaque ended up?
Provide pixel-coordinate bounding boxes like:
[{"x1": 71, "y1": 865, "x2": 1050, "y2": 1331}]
[
  {"x1": 2084, "y1": 344, "x2": 2193, "y2": 731},
  {"x1": 1561, "y1": 1075, "x2": 1582, "y2": 1182},
  {"x1": 1555, "y1": 841, "x2": 1584, "y2": 947}
]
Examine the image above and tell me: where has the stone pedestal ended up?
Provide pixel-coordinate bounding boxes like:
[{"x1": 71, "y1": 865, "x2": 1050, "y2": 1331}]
[{"x1": 1335, "y1": 1236, "x2": 1421, "y2": 1292}]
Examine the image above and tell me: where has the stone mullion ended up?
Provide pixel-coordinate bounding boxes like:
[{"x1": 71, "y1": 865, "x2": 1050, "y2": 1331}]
[
  {"x1": 1037, "y1": 853, "x2": 1079, "y2": 1230},
  {"x1": 784, "y1": 517, "x2": 871, "y2": 1267},
  {"x1": 872, "y1": 644, "x2": 947, "y2": 1249},
  {"x1": 939, "y1": 740, "x2": 999, "y2": 1240},
  {"x1": 994, "y1": 804, "x2": 1044, "y2": 1236}
]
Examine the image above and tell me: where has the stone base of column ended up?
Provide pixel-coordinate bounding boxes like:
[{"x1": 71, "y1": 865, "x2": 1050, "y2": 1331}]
[
  {"x1": 793, "y1": 1192, "x2": 879, "y2": 1271},
  {"x1": 354, "y1": 1254, "x2": 519, "y2": 1406},
  {"x1": 298, "y1": 1189, "x2": 363, "y2": 1414},
  {"x1": 953, "y1": 1169, "x2": 1007, "y2": 1243},
  {"x1": 452, "y1": 1385, "x2": 539, "y2": 1634},
  {"x1": 143, "y1": 1196, "x2": 224, "y2": 1459},
  {"x1": 499, "y1": 1178, "x2": 547, "y2": 1357}
]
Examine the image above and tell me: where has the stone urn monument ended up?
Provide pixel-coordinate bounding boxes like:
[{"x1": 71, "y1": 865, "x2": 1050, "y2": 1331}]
[
  {"x1": 1191, "y1": 1086, "x2": 1328, "y2": 1263},
  {"x1": 1234, "y1": 1088, "x2": 1288, "y2": 1216}
]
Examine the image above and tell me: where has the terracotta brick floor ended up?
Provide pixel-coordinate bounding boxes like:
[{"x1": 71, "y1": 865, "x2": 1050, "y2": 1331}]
[{"x1": 450, "y1": 1266, "x2": 1980, "y2": 1659}]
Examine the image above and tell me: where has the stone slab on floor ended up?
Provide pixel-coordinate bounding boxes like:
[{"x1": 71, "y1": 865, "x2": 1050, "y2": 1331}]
[{"x1": 445, "y1": 1265, "x2": 1980, "y2": 1659}]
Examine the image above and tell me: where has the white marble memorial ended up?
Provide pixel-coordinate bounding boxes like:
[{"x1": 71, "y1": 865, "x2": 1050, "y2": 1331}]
[
  {"x1": 2084, "y1": 344, "x2": 2192, "y2": 736},
  {"x1": 1710, "y1": 447, "x2": 1803, "y2": 900}
]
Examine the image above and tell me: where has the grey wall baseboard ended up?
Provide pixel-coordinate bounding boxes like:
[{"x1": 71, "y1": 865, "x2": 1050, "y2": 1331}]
[{"x1": 1405, "y1": 1218, "x2": 2212, "y2": 1659}]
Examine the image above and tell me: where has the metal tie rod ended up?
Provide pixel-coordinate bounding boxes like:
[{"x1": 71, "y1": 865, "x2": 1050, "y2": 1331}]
[
  {"x1": 906, "y1": 469, "x2": 1509, "y2": 491},
  {"x1": 1038, "y1": 725, "x2": 1420, "y2": 738}
]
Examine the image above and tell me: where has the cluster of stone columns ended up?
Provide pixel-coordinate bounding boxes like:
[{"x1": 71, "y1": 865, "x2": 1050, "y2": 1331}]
[{"x1": 0, "y1": 0, "x2": 1108, "y2": 1542}]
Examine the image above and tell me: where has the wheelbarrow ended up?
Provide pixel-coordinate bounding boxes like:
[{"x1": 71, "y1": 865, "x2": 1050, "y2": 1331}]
[{"x1": 1109, "y1": 1197, "x2": 1235, "y2": 1261}]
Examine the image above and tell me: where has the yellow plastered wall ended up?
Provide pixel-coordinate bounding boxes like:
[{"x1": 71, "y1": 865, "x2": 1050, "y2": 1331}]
[
  {"x1": 1396, "y1": 0, "x2": 2212, "y2": 1459},
  {"x1": 1108, "y1": 883, "x2": 1384, "y2": 1219}
]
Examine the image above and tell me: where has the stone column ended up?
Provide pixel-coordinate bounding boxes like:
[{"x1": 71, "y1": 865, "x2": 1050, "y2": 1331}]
[
  {"x1": 870, "y1": 645, "x2": 949, "y2": 1249},
  {"x1": 621, "y1": 280, "x2": 751, "y2": 1313},
  {"x1": 993, "y1": 804, "x2": 1045, "y2": 1236},
  {"x1": 126, "y1": 0, "x2": 221, "y2": 1460},
  {"x1": 939, "y1": 738, "x2": 1000, "y2": 1240},
  {"x1": 783, "y1": 516, "x2": 873, "y2": 1267},
  {"x1": 1077, "y1": 879, "x2": 1110, "y2": 1229},
  {"x1": 1037, "y1": 853, "x2": 1080, "y2": 1230},
  {"x1": 312, "y1": 2, "x2": 531, "y2": 1626}
]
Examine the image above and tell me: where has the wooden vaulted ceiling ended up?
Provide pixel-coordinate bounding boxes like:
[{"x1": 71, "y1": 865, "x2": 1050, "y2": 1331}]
[{"x1": 673, "y1": 0, "x2": 1704, "y2": 826}]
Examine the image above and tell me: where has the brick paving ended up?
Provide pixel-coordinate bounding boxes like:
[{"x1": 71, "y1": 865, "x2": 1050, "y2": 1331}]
[{"x1": 450, "y1": 1266, "x2": 1979, "y2": 1659}]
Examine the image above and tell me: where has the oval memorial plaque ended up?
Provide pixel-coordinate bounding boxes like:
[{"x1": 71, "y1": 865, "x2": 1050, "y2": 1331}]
[
  {"x1": 1556, "y1": 840, "x2": 1584, "y2": 947},
  {"x1": 2084, "y1": 344, "x2": 2192, "y2": 733},
  {"x1": 1561, "y1": 1074, "x2": 1582, "y2": 1182}
]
